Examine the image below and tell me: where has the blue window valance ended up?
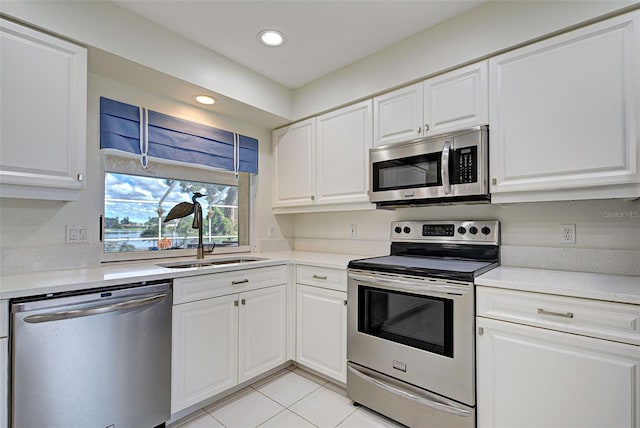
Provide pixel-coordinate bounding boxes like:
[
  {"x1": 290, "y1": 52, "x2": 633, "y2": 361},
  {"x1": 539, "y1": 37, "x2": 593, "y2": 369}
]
[{"x1": 100, "y1": 97, "x2": 258, "y2": 174}]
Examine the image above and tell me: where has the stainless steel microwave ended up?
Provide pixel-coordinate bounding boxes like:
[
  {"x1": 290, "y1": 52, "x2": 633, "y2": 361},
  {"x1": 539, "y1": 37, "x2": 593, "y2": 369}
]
[{"x1": 369, "y1": 125, "x2": 489, "y2": 207}]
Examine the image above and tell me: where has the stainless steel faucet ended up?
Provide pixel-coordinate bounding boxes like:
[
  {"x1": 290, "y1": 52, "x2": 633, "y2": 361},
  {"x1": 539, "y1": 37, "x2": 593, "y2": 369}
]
[{"x1": 164, "y1": 192, "x2": 214, "y2": 259}]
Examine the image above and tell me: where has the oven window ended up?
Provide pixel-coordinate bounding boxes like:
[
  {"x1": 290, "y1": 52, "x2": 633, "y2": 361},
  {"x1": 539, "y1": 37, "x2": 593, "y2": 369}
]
[
  {"x1": 358, "y1": 286, "x2": 453, "y2": 357},
  {"x1": 372, "y1": 153, "x2": 441, "y2": 191}
]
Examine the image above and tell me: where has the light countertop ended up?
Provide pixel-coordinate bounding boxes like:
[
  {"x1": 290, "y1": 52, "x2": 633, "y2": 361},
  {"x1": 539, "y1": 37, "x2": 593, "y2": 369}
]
[
  {"x1": 3, "y1": 253, "x2": 639, "y2": 305},
  {"x1": 476, "y1": 266, "x2": 640, "y2": 305},
  {"x1": 0, "y1": 251, "x2": 366, "y2": 300}
]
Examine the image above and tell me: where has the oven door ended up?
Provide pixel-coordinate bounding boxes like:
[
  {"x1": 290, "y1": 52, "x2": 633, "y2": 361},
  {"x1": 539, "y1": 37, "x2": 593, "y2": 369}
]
[{"x1": 347, "y1": 270, "x2": 475, "y2": 406}]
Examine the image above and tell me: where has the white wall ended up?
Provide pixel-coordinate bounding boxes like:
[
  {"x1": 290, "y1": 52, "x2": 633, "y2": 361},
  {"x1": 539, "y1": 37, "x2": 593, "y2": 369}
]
[
  {"x1": 0, "y1": 72, "x2": 293, "y2": 273},
  {"x1": 292, "y1": 199, "x2": 640, "y2": 275},
  {"x1": 0, "y1": 0, "x2": 292, "y2": 120},
  {"x1": 292, "y1": 0, "x2": 637, "y2": 119}
]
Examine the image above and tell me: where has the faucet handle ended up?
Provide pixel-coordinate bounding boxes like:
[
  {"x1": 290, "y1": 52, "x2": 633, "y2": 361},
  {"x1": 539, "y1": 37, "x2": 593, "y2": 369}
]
[{"x1": 204, "y1": 243, "x2": 215, "y2": 254}]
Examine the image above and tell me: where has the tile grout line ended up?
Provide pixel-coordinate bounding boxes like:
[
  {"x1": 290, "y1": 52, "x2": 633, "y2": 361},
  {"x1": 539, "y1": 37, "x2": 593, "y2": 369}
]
[{"x1": 250, "y1": 373, "x2": 326, "y2": 427}]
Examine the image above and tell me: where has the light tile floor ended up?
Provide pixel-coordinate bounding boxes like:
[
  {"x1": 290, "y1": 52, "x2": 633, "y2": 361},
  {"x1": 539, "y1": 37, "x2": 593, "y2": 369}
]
[{"x1": 172, "y1": 366, "x2": 405, "y2": 428}]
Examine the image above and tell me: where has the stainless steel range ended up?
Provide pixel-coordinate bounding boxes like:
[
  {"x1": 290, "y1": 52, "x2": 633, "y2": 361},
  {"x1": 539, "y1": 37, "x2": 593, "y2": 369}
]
[{"x1": 347, "y1": 220, "x2": 500, "y2": 428}]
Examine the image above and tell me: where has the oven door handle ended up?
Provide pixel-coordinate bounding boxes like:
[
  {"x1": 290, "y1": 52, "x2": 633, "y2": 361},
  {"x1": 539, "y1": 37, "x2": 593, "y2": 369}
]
[
  {"x1": 347, "y1": 365, "x2": 471, "y2": 417},
  {"x1": 348, "y1": 272, "x2": 469, "y2": 295}
]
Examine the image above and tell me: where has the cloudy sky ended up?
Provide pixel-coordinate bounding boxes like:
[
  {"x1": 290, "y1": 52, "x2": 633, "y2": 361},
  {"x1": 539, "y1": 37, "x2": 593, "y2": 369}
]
[{"x1": 105, "y1": 173, "x2": 206, "y2": 224}]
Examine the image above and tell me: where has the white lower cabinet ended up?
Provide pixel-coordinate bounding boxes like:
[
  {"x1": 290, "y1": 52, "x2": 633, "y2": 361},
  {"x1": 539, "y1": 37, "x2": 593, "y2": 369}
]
[
  {"x1": 171, "y1": 267, "x2": 288, "y2": 415},
  {"x1": 238, "y1": 285, "x2": 287, "y2": 383},
  {"x1": 296, "y1": 265, "x2": 348, "y2": 384},
  {"x1": 477, "y1": 287, "x2": 640, "y2": 428},
  {"x1": 171, "y1": 294, "x2": 238, "y2": 414}
]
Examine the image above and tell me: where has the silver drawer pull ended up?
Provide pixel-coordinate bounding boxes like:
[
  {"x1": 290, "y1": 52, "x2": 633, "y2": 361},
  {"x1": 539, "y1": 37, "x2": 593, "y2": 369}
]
[
  {"x1": 232, "y1": 279, "x2": 249, "y2": 285},
  {"x1": 537, "y1": 308, "x2": 574, "y2": 319},
  {"x1": 312, "y1": 275, "x2": 327, "y2": 280}
]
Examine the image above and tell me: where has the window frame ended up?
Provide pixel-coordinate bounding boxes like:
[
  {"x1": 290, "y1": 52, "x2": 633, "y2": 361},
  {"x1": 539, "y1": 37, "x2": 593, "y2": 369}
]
[{"x1": 101, "y1": 153, "x2": 254, "y2": 263}]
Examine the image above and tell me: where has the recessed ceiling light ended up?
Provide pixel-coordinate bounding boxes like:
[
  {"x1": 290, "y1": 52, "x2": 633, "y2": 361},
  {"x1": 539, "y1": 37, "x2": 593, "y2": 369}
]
[
  {"x1": 257, "y1": 29, "x2": 286, "y2": 47},
  {"x1": 194, "y1": 95, "x2": 216, "y2": 105}
]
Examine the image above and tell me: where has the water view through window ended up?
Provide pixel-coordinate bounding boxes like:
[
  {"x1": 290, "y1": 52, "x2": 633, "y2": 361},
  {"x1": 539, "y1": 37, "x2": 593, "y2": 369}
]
[{"x1": 104, "y1": 172, "x2": 239, "y2": 253}]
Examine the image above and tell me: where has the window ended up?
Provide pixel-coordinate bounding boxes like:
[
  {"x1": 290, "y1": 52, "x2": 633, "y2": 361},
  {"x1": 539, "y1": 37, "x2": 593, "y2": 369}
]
[{"x1": 103, "y1": 155, "x2": 251, "y2": 261}]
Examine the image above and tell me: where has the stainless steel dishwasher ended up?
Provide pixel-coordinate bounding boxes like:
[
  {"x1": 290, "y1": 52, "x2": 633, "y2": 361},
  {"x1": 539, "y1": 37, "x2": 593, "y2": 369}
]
[{"x1": 10, "y1": 280, "x2": 172, "y2": 428}]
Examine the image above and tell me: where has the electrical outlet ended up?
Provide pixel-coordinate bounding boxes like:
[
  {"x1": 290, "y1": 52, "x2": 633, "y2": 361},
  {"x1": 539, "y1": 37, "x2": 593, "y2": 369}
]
[
  {"x1": 560, "y1": 224, "x2": 576, "y2": 244},
  {"x1": 66, "y1": 224, "x2": 89, "y2": 244},
  {"x1": 349, "y1": 224, "x2": 357, "y2": 239},
  {"x1": 268, "y1": 225, "x2": 276, "y2": 239}
]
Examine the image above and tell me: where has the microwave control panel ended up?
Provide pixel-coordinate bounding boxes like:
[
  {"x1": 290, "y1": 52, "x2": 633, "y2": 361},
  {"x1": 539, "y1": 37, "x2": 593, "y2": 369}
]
[{"x1": 452, "y1": 147, "x2": 477, "y2": 184}]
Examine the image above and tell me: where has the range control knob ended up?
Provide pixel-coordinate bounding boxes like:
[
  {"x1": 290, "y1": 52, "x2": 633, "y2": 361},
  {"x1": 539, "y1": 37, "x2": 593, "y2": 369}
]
[
  {"x1": 403, "y1": 226, "x2": 411, "y2": 234},
  {"x1": 481, "y1": 226, "x2": 491, "y2": 235},
  {"x1": 457, "y1": 226, "x2": 467, "y2": 235},
  {"x1": 469, "y1": 226, "x2": 478, "y2": 235},
  {"x1": 394, "y1": 226, "x2": 402, "y2": 234}
]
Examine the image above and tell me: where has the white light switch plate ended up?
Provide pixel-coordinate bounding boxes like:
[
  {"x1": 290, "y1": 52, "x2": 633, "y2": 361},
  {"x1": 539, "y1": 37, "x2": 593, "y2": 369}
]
[{"x1": 66, "y1": 224, "x2": 89, "y2": 244}]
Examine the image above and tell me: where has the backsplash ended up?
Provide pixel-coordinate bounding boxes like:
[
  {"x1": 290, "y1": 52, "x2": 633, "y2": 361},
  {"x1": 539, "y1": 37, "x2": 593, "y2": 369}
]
[{"x1": 1, "y1": 245, "x2": 101, "y2": 275}]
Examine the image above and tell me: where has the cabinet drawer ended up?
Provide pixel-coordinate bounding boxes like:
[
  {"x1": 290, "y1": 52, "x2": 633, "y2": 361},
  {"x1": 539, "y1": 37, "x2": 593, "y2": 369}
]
[
  {"x1": 174, "y1": 265, "x2": 288, "y2": 304},
  {"x1": 477, "y1": 287, "x2": 640, "y2": 345},
  {"x1": 296, "y1": 265, "x2": 347, "y2": 292}
]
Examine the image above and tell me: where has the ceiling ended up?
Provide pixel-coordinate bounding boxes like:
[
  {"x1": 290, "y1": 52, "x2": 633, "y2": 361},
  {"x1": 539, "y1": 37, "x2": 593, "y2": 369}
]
[{"x1": 112, "y1": 1, "x2": 485, "y2": 89}]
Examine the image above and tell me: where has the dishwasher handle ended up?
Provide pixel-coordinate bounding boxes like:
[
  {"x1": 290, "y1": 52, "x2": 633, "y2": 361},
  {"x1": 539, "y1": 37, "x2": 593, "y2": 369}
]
[{"x1": 23, "y1": 293, "x2": 169, "y2": 324}]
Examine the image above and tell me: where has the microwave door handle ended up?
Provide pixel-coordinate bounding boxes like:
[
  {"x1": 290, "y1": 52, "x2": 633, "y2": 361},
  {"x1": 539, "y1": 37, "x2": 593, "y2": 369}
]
[
  {"x1": 441, "y1": 140, "x2": 452, "y2": 195},
  {"x1": 347, "y1": 365, "x2": 471, "y2": 417}
]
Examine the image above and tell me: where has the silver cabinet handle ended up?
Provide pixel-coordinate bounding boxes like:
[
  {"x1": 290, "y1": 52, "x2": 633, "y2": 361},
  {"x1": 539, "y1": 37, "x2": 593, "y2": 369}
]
[
  {"x1": 77, "y1": 173, "x2": 84, "y2": 181},
  {"x1": 23, "y1": 294, "x2": 168, "y2": 323},
  {"x1": 424, "y1": 124, "x2": 430, "y2": 132},
  {"x1": 441, "y1": 140, "x2": 452, "y2": 195},
  {"x1": 347, "y1": 366, "x2": 471, "y2": 417},
  {"x1": 241, "y1": 299, "x2": 246, "y2": 305},
  {"x1": 312, "y1": 274, "x2": 327, "y2": 280},
  {"x1": 232, "y1": 279, "x2": 249, "y2": 285},
  {"x1": 416, "y1": 126, "x2": 422, "y2": 134},
  {"x1": 343, "y1": 300, "x2": 348, "y2": 306},
  {"x1": 538, "y1": 308, "x2": 574, "y2": 319},
  {"x1": 234, "y1": 300, "x2": 239, "y2": 307}
]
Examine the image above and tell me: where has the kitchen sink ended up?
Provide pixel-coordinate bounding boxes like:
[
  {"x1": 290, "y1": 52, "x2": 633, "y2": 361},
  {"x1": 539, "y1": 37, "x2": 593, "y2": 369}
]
[{"x1": 158, "y1": 256, "x2": 267, "y2": 269}]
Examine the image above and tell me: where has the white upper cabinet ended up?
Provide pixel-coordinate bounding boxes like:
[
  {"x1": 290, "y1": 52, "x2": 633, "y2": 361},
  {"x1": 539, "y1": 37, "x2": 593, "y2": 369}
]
[
  {"x1": 272, "y1": 118, "x2": 315, "y2": 207},
  {"x1": 0, "y1": 18, "x2": 87, "y2": 201},
  {"x1": 272, "y1": 102, "x2": 374, "y2": 212},
  {"x1": 316, "y1": 100, "x2": 372, "y2": 205},
  {"x1": 373, "y1": 82, "x2": 424, "y2": 146},
  {"x1": 373, "y1": 62, "x2": 488, "y2": 147},
  {"x1": 489, "y1": 11, "x2": 640, "y2": 203},
  {"x1": 423, "y1": 61, "x2": 488, "y2": 136}
]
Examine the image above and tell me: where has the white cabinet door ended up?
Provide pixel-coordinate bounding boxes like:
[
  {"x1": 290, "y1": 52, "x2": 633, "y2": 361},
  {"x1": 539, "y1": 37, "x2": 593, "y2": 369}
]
[
  {"x1": 477, "y1": 317, "x2": 640, "y2": 428},
  {"x1": 373, "y1": 82, "x2": 424, "y2": 146},
  {"x1": 0, "y1": 18, "x2": 87, "y2": 201},
  {"x1": 0, "y1": 338, "x2": 6, "y2": 428},
  {"x1": 171, "y1": 294, "x2": 238, "y2": 414},
  {"x1": 424, "y1": 61, "x2": 488, "y2": 136},
  {"x1": 272, "y1": 119, "x2": 315, "y2": 207},
  {"x1": 238, "y1": 285, "x2": 287, "y2": 383},
  {"x1": 489, "y1": 12, "x2": 639, "y2": 202},
  {"x1": 316, "y1": 100, "x2": 373, "y2": 205},
  {"x1": 296, "y1": 284, "x2": 347, "y2": 383}
]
